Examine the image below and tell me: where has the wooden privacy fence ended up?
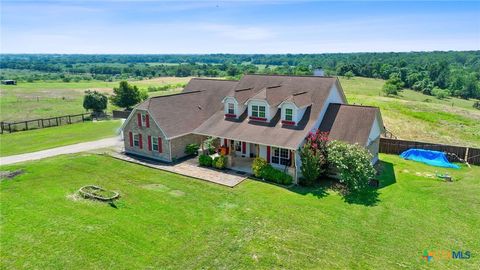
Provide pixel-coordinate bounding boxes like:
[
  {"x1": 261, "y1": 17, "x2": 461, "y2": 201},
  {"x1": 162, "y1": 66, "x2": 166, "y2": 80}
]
[
  {"x1": 112, "y1": 110, "x2": 132, "y2": 119},
  {"x1": 379, "y1": 138, "x2": 480, "y2": 166},
  {"x1": 0, "y1": 113, "x2": 92, "y2": 134}
]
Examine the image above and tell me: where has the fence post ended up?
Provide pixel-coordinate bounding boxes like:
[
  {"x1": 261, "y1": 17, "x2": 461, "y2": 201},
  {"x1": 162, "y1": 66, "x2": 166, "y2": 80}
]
[
  {"x1": 8, "y1": 123, "x2": 12, "y2": 133},
  {"x1": 82, "y1": 114, "x2": 85, "y2": 122},
  {"x1": 68, "y1": 115, "x2": 71, "y2": 124},
  {"x1": 56, "y1": 117, "x2": 59, "y2": 126},
  {"x1": 25, "y1": 121, "x2": 28, "y2": 130},
  {"x1": 465, "y1": 147, "x2": 469, "y2": 163}
]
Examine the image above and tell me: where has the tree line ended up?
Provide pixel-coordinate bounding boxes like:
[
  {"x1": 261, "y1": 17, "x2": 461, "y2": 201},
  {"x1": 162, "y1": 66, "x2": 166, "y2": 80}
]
[{"x1": 1, "y1": 51, "x2": 479, "y2": 99}]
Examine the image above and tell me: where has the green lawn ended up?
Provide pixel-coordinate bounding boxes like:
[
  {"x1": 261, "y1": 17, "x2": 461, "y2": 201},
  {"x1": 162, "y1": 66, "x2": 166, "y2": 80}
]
[
  {"x1": 340, "y1": 77, "x2": 480, "y2": 147},
  {"x1": 0, "y1": 120, "x2": 122, "y2": 157},
  {"x1": 1, "y1": 153, "x2": 478, "y2": 269}
]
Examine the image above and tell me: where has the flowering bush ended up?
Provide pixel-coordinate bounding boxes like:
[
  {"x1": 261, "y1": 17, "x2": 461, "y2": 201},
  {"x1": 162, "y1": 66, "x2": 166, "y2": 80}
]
[
  {"x1": 299, "y1": 131, "x2": 329, "y2": 186},
  {"x1": 327, "y1": 140, "x2": 376, "y2": 191}
]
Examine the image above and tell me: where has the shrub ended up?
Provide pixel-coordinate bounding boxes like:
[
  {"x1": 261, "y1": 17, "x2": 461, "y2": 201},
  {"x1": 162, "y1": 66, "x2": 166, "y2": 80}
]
[
  {"x1": 185, "y1": 143, "x2": 200, "y2": 156},
  {"x1": 213, "y1": 155, "x2": 227, "y2": 169},
  {"x1": 327, "y1": 141, "x2": 376, "y2": 192},
  {"x1": 252, "y1": 157, "x2": 268, "y2": 177},
  {"x1": 198, "y1": 154, "x2": 212, "y2": 167},
  {"x1": 474, "y1": 101, "x2": 480, "y2": 110},
  {"x1": 260, "y1": 165, "x2": 293, "y2": 185}
]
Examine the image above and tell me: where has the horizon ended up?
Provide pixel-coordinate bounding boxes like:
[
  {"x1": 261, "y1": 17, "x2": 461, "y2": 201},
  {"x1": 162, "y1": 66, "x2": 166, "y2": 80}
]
[{"x1": 1, "y1": 1, "x2": 479, "y2": 54}]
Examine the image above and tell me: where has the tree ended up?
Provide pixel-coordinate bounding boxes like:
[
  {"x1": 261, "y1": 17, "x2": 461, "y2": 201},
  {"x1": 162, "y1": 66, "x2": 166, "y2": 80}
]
[
  {"x1": 344, "y1": 71, "x2": 354, "y2": 79},
  {"x1": 83, "y1": 90, "x2": 107, "y2": 114},
  {"x1": 431, "y1": 87, "x2": 450, "y2": 99},
  {"x1": 382, "y1": 83, "x2": 398, "y2": 96},
  {"x1": 110, "y1": 81, "x2": 147, "y2": 110}
]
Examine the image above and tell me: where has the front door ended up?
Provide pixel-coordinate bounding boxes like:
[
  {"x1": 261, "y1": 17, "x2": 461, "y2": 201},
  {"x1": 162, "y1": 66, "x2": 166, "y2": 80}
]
[{"x1": 250, "y1": 143, "x2": 257, "y2": 158}]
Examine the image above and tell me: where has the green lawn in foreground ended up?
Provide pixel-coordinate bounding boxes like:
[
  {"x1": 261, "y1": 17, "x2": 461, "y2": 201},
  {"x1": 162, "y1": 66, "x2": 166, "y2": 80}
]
[
  {"x1": 0, "y1": 120, "x2": 121, "y2": 157},
  {"x1": 1, "y1": 153, "x2": 478, "y2": 269}
]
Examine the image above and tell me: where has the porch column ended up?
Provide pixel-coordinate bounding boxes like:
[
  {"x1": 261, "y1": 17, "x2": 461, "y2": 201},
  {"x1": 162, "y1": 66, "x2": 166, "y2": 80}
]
[{"x1": 290, "y1": 150, "x2": 295, "y2": 168}]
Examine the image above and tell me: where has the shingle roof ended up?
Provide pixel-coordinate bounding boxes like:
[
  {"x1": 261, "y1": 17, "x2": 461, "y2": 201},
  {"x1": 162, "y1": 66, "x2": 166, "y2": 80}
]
[
  {"x1": 193, "y1": 75, "x2": 342, "y2": 149},
  {"x1": 318, "y1": 103, "x2": 381, "y2": 145},
  {"x1": 134, "y1": 75, "x2": 379, "y2": 150},
  {"x1": 136, "y1": 78, "x2": 237, "y2": 138}
]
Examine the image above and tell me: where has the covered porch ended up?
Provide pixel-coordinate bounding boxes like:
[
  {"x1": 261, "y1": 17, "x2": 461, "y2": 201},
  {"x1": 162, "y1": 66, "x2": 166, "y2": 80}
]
[{"x1": 202, "y1": 137, "x2": 297, "y2": 179}]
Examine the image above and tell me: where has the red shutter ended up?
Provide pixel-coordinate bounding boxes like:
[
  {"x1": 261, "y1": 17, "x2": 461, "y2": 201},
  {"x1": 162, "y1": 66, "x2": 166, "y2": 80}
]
[
  {"x1": 242, "y1": 142, "x2": 246, "y2": 154},
  {"x1": 158, "y1": 137, "x2": 162, "y2": 153},
  {"x1": 290, "y1": 150, "x2": 293, "y2": 166},
  {"x1": 266, "y1": 146, "x2": 271, "y2": 163},
  {"x1": 148, "y1": 135, "x2": 152, "y2": 151},
  {"x1": 146, "y1": 114, "x2": 150, "y2": 128},
  {"x1": 129, "y1": 132, "x2": 133, "y2": 147},
  {"x1": 139, "y1": 134, "x2": 143, "y2": 149},
  {"x1": 137, "y1": 113, "x2": 142, "y2": 127},
  {"x1": 223, "y1": 138, "x2": 227, "y2": 146}
]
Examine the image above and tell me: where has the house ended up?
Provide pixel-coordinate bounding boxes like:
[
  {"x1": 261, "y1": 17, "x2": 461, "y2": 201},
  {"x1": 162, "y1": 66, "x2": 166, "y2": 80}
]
[{"x1": 121, "y1": 74, "x2": 384, "y2": 183}]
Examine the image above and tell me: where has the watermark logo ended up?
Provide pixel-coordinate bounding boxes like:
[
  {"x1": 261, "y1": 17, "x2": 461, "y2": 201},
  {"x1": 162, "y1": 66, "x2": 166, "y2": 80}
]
[{"x1": 422, "y1": 249, "x2": 471, "y2": 262}]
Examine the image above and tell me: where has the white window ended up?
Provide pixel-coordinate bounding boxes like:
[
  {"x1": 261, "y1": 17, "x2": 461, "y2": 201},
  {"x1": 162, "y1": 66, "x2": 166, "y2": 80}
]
[
  {"x1": 133, "y1": 134, "x2": 139, "y2": 147},
  {"x1": 252, "y1": 105, "x2": 266, "y2": 118},
  {"x1": 271, "y1": 147, "x2": 290, "y2": 166},
  {"x1": 152, "y1": 136, "x2": 159, "y2": 151},
  {"x1": 285, "y1": 108, "x2": 293, "y2": 121},
  {"x1": 234, "y1": 141, "x2": 242, "y2": 152},
  {"x1": 228, "y1": 103, "x2": 235, "y2": 115}
]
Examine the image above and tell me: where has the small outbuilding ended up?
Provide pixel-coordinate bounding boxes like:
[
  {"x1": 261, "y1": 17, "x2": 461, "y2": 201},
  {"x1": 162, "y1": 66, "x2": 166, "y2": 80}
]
[{"x1": 1, "y1": 80, "x2": 17, "y2": 85}]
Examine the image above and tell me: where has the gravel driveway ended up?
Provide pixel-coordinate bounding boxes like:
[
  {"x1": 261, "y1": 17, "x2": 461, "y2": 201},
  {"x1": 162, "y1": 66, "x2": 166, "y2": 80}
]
[{"x1": 0, "y1": 137, "x2": 123, "y2": 165}]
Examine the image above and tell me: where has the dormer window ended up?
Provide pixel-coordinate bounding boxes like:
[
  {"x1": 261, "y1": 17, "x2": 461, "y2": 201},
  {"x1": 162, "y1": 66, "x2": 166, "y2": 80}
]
[
  {"x1": 285, "y1": 108, "x2": 293, "y2": 121},
  {"x1": 228, "y1": 103, "x2": 235, "y2": 115},
  {"x1": 252, "y1": 105, "x2": 266, "y2": 118}
]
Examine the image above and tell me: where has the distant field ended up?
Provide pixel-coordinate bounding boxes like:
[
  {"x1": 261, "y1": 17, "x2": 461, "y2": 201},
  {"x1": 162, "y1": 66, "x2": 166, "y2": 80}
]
[
  {"x1": 339, "y1": 77, "x2": 480, "y2": 147},
  {"x1": 0, "y1": 77, "x2": 192, "y2": 122},
  {"x1": 0, "y1": 120, "x2": 122, "y2": 157}
]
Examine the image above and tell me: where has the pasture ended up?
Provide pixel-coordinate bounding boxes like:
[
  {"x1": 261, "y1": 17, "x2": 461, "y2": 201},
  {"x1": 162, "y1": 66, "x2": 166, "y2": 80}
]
[
  {"x1": 0, "y1": 77, "x2": 192, "y2": 122},
  {"x1": 340, "y1": 77, "x2": 480, "y2": 147},
  {"x1": 0, "y1": 153, "x2": 478, "y2": 269}
]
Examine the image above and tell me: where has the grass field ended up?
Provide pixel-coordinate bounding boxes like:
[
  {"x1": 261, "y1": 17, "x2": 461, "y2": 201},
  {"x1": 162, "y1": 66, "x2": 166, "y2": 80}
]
[
  {"x1": 0, "y1": 120, "x2": 121, "y2": 157},
  {"x1": 0, "y1": 77, "x2": 192, "y2": 122},
  {"x1": 0, "y1": 153, "x2": 478, "y2": 269},
  {"x1": 340, "y1": 77, "x2": 480, "y2": 147}
]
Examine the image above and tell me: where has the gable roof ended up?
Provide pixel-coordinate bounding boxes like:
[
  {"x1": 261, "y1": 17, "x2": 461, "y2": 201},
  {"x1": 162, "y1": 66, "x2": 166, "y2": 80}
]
[
  {"x1": 193, "y1": 75, "x2": 343, "y2": 149},
  {"x1": 136, "y1": 78, "x2": 237, "y2": 138},
  {"x1": 318, "y1": 103, "x2": 381, "y2": 145}
]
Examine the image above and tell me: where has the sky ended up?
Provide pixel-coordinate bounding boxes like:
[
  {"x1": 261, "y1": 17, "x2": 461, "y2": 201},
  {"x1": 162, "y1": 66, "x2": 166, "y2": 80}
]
[{"x1": 1, "y1": 0, "x2": 479, "y2": 54}]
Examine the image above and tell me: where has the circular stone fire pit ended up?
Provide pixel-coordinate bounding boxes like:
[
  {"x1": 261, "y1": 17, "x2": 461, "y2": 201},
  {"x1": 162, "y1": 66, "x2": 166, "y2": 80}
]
[{"x1": 78, "y1": 185, "x2": 119, "y2": 201}]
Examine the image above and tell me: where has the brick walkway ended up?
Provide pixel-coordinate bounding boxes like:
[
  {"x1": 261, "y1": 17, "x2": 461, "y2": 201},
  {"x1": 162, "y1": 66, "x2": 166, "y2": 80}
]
[{"x1": 110, "y1": 153, "x2": 247, "y2": 187}]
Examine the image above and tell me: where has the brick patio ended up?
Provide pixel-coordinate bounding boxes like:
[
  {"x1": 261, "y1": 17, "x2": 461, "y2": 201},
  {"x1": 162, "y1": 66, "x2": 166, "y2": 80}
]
[{"x1": 110, "y1": 152, "x2": 247, "y2": 187}]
